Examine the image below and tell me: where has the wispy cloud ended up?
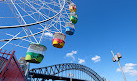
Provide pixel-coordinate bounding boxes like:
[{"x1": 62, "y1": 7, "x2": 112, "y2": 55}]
[
  {"x1": 44, "y1": 32, "x2": 53, "y2": 37},
  {"x1": 66, "y1": 50, "x2": 77, "y2": 60},
  {"x1": 91, "y1": 55, "x2": 101, "y2": 63},
  {"x1": 78, "y1": 58, "x2": 85, "y2": 64},
  {"x1": 117, "y1": 63, "x2": 137, "y2": 76}
]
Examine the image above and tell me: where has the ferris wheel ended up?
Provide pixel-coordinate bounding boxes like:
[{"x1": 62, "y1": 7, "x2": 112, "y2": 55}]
[{"x1": 0, "y1": 0, "x2": 78, "y2": 64}]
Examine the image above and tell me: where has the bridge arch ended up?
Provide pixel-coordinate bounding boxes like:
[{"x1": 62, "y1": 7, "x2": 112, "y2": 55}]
[{"x1": 30, "y1": 63, "x2": 104, "y2": 81}]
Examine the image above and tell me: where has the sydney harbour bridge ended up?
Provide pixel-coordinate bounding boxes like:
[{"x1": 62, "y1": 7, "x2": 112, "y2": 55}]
[{"x1": 28, "y1": 63, "x2": 105, "y2": 81}]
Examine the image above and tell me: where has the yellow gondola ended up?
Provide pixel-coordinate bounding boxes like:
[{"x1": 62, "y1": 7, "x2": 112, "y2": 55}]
[
  {"x1": 52, "y1": 32, "x2": 66, "y2": 48},
  {"x1": 69, "y1": 3, "x2": 76, "y2": 12}
]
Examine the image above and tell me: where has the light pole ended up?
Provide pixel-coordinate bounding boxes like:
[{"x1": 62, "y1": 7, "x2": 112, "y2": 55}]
[{"x1": 111, "y1": 50, "x2": 127, "y2": 81}]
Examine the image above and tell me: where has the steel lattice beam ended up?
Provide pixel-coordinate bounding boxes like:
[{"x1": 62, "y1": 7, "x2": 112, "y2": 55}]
[{"x1": 29, "y1": 63, "x2": 104, "y2": 81}]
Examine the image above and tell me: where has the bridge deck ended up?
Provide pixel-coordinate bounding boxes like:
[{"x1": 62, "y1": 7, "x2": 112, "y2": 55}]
[{"x1": 29, "y1": 72, "x2": 86, "y2": 81}]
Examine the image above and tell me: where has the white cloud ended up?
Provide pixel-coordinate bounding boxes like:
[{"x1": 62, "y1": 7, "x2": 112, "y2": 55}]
[
  {"x1": 78, "y1": 58, "x2": 85, "y2": 64},
  {"x1": 66, "y1": 50, "x2": 77, "y2": 60},
  {"x1": 70, "y1": 61, "x2": 73, "y2": 63},
  {"x1": 91, "y1": 55, "x2": 101, "y2": 63},
  {"x1": 44, "y1": 32, "x2": 53, "y2": 37},
  {"x1": 71, "y1": 50, "x2": 77, "y2": 54},
  {"x1": 117, "y1": 63, "x2": 137, "y2": 76}
]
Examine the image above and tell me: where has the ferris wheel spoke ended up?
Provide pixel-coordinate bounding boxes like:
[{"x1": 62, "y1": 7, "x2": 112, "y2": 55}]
[
  {"x1": 10, "y1": 0, "x2": 26, "y2": 25},
  {"x1": 38, "y1": 1, "x2": 63, "y2": 14},
  {"x1": 38, "y1": 25, "x2": 54, "y2": 44},
  {"x1": 11, "y1": 0, "x2": 42, "y2": 44},
  {"x1": 39, "y1": 1, "x2": 69, "y2": 32},
  {"x1": 21, "y1": 0, "x2": 56, "y2": 28},
  {"x1": 0, "y1": 0, "x2": 66, "y2": 29},
  {"x1": 38, "y1": 15, "x2": 64, "y2": 43},
  {"x1": 13, "y1": 1, "x2": 45, "y2": 42},
  {"x1": 4, "y1": 33, "x2": 36, "y2": 45},
  {"x1": 24, "y1": 0, "x2": 50, "y2": 20},
  {"x1": 40, "y1": 0, "x2": 59, "y2": 6},
  {"x1": 6, "y1": 33, "x2": 33, "y2": 43},
  {"x1": 63, "y1": 7, "x2": 70, "y2": 19},
  {"x1": 38, "y1": 1, "x2": 59, "y2": 14},
  {"x1": 5, "y1": 1, "x2": 22, "y2": 24},
  {"x1": 27, "y1": 28, "x2": 39, "y2": 43},
  {"x1": 50, "y1": 21, "x2": 62, "y2": 32},
  {"x1": 23, "y1": 0, "x2": 64, "y2": 33},
  {"x1": 10, "y1": 0, "x2": 35, "y2": 42},
  {"x1": 15, "y1": 3, "x2": 47, "y2": 29},
  {"x1": 40, "y1": 12, "x2": 67, "y2": 31},
  {"x1": 38, "y1": 6, "x2": 54, "y2": 43},
  {"x1": 38, "y1": 32, "x2": 45, "y2": 44},
  {"x1": 0, "y1": 19, "x2": 61, "y2": 42},
  {"x1": 60, "y1": 13, "x2": 70, "y2": 21},
  {"x1": 18, "y1": 0, "x2": 46, "y2": 19},
  {"x1": 14, "y1": 0, "x2": 44, "y2": 28},
  {"x1": 8, "y1": 42, "x2": 28, "y2": 49},
  {"x1": 9, "y1": 40, "x2": 26, "y2": 50},
  {"x1": 0, "y1": 29, "x2": 24, "y2": 49},
  {"x1": 31, "y1": 0, "x2": 65, "y2": 21},
  {"x1": 58, "y1": 15, "x2": 63, "y2": 32}
]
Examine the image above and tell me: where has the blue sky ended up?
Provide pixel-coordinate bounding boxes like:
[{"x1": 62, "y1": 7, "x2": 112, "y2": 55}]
[{"x1": 1, "y1": 0, "x2": 137, "y2": 81}]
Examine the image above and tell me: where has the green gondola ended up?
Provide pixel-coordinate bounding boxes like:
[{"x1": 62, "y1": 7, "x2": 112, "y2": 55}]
[
  {"x1": 70, "y1": 12, "x2": 78, "y2": 24},
  {"x1": 25, "y1": 43, "x2": 47, "y2": 64}
]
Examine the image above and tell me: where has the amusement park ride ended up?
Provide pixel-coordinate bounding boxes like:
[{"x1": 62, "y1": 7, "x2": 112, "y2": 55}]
[{"x1": 0, "y1": 0, "x2": 105, "y2": 81}]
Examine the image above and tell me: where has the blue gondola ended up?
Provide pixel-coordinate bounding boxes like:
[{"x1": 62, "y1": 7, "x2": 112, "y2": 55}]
[{"x1": 65, "y1": 23, "x2": 75, "y2": 35}]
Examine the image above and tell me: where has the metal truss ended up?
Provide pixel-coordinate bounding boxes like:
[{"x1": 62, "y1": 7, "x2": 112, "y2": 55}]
[{"x1": 29, "y1": 63, "x2": 104, "y2": 81}]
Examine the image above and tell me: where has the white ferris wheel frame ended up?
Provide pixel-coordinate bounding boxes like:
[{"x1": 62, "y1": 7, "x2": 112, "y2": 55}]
[{"x1": 0, "y1": 0, "x2": 73, "y2": 49}]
